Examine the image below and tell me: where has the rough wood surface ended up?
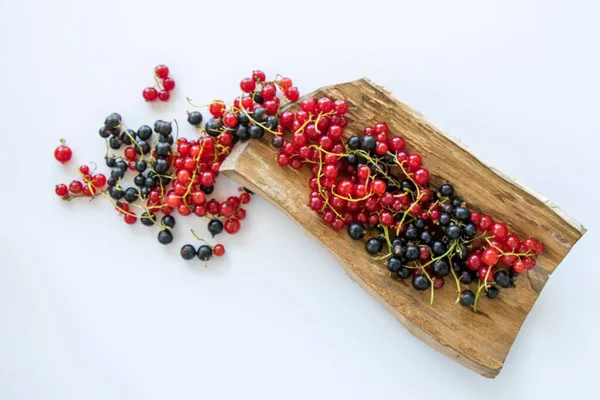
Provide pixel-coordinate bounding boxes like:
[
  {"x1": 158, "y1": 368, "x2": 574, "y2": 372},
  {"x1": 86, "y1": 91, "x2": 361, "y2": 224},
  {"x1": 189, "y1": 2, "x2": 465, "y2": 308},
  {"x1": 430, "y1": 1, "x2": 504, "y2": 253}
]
[{"x1": 221, "y1": 78, "x2": 586, "y2": 378}]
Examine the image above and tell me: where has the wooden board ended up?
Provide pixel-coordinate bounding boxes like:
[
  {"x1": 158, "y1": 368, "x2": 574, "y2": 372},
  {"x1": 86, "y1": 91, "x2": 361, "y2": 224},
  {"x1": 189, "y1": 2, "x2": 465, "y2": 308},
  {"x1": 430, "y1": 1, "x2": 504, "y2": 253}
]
[{"x1": 220, "y1": 78, "x2": 586, "y2": 378}]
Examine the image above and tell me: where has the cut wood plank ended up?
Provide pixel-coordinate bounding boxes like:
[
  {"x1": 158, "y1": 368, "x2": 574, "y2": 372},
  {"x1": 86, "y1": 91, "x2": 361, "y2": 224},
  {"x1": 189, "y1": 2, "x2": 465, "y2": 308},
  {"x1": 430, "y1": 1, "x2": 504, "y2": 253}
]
[{"x1": 221, "y1": 78, "x2": 586, "y2": 378}]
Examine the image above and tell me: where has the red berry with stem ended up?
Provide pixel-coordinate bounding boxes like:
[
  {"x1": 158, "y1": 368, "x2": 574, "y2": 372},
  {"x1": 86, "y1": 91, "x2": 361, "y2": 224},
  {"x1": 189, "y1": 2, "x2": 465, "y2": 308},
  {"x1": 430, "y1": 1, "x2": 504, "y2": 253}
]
[
  {"x1": 467, "y1": 253, "x2": 483, "y2": 270},
  {"x1": 92, "y1": 174, "x2": 106, "y2": 188},
  {"x1": 513, "y1": 260, "x2": 527, "y2": 273},
  {"x1": 163, "y1": 77, "x2": 175, "y2": 91},
  {"x1": 213, "y1": 244, "x2": 225, "y2": 257},
  {"x1": 158, "y1": 90, "x2": 170, "y2": 101},
  {"x1": 279, "y1": 77, "x2": 293, "y2": 90},
  {"x1": 224, "y1": 218, "x2": 241, "y2": 234},
  {"x1": 240, "y1": 77, "x2": 256, "y2": 92},
  {"x1": 479, "y1": 215, "x2": 494, "y2": 231},
  {"x1": 209, "y1": 101, "x2": 226, "y2": 117},
  {"x1": 219, "y1": 202, "x2": 235, "y2": 218},
  {"x1": 261, "y1": 83, "x2": 277, "y2": 101},
  {"x1": 79, "y1": 165, "x2": 89, "y2": 174},
  {"x1": 223, "y1": 113, "x2": 238, "y2": 128},
  {"x1": 240, "y1": 192, "x2": 251, "y2": 204},
  {"x1": 389, "y1": 136, "x2": 405, "y2": 152},
  {"x1": 235, "y1": 208, "x2": 246, "y2": 220},
  {"x1": 143, "y1": 87, "x2": 158, "y2": 101},
  {"x1": 317, "y1": 97, "x2": 333, "y2": 113},
  {"x1": 252, "y1": 70, "x2": 266, "y2": 82},
  {"x1": 124, "y1": 213, "x2": 137, "y2": 224},
  {"x1": 54, "y1": 143, "x2": 72, "y2": 163},
  {"x1": 482, "y1": 248, "x2": 500, "y2": 266},
  {"x1": 334, "y1": 99, "x2": 348, "y2": 115},
  {"x1": 55, "y1": 184, "x2": 68, "y2": 197},
  {"x1": 154, "y1": 64, "x2": 169, "y2": 79},
  {"x1": 407, "y1": 154, "x2": 422, "y2": 170},
  {"x1": 414, "y1": 168, "x2": 430, "y2": 185},
  {"x1": 286, "y1": 87, "x2": 300, "y2": 102},
  {"x1": 68, "y1": 180, "x2": 83, "y2": 194},
  {"x1": 490, "y1": 223, "x2": 508, "y2": 240}
]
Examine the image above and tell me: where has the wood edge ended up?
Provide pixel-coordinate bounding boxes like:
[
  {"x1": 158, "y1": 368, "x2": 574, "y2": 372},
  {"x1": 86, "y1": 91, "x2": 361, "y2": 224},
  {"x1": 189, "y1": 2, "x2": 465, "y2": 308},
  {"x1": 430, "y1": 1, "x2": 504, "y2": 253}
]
[{"x1": 222, "y1": 160, "x2": 501, "y2": 379}]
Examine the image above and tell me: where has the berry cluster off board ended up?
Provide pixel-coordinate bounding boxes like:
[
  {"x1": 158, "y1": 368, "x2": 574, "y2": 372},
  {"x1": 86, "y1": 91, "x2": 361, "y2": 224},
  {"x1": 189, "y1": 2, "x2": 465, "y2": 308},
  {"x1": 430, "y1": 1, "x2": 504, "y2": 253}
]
[{"x1": 221, "y1": 78, "x2": 586, "y2": 378}]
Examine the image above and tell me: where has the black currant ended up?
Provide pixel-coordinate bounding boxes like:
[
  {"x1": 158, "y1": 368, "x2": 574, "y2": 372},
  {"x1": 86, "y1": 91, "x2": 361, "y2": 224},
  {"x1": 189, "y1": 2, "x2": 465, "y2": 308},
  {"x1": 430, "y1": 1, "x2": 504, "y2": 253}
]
[
  {"x1": 420, "y1": 231, "x2": 432, "y2": 244},
  {"x1": 104, "y1": 112, "x2": 121, "y2": 129},
  {"x1": 109, "y1": 186, "x2": 124, "y2": 200},
  {"x1": 135, "y1": 140, "x2": 150, "y2": 155},
  {"x1": 463, "y1": 223, "x2": 477, "y2": 238},
  {"x1": 133, "y1": 174, "x2": 146, "y2": 187},
  {"x1": 115, "y1": 160, "x2": 128, "y2": 172},
  {"x1": 157, "y1": 229, "x2": 173, "y2": 245},
  {"x1": 486, "y1": 286, "x2": 499, "y2": 299},
  {"x1": 397, "y1": 267, "x2": 411, "y2": 279},
  {"x1": 120, "y1": 129, "x2": 135, "y2": 145},
  {"x1": 153, "y1": 158, "x2": 169, "y2": 174},
  {"x1": 155, "y1": 141, "x2": 172, "y2": 157},
  {"x1": 459, "y1": 270, "x2": 473, "y2": 284},
  {"x1": 432, "y1": 241, "x2": 446, "y2": 257},
  {"x1": 197, "y1": 245, "x2": 213, "y2": 261},
  {"x1": 154, "y1": 120, "x2": 172, "y2": 135},
  {"x1": 99, "y1": 126, "x2": 110, "y2": 138},
  {"x1": 109, "y1": 136, "x2": 121, "y2": 149},
  {"x1": 454, "y1": 206, "x2": 470, "y2": 222},
  {"x1": 110, "y1": 167, "x2": 124, "y2": 180},
  {"x1": 265, "y1": 116, "x2": 278, "y2": 130},
  {"x1": 439, "y1": 183, "x2": 454, "y2": 197},
  {"x1": 249, "y1": 125, "x2": 264, "y2": 139},
  {"x1": 123, "y1": 187, "x2": 139, "y2": 203},
  {"x1": 208, "y1": 220, "x2": 223, "y2": 237},
  {"x1": 361, "y1": 135, "x2": 376, "y2": 152},
  {"x1": 347, "y1": 223, "x2": 366, "y2": 240},
  {"x1": 446, "y1": 224, "x2": 461, "y2": 240},
  {"x1": 347, "y1": 136, "x2": 360, "y2": 150},
  {"x1": 439, "y1": 213, "x2": 451, "y2": 226},
  {"x1": 253, "y1": 107, "x2": 267, "y2": 122},
  {"x1": 237, "y1": 112, "x2": 250, "y2": 125},
  {"x1": 187, "y1": 111, "x2": 203, "y2": 126},
  {"x1": 405, "y1": 226, "x2": 419, "y2": 240},
  {"x1": 236, "y1": 126, "x2": 249, "y2": 141},
  {"x1": 201, "y1": 185, "x2": 214, "y2": 194},
  {"x1": 135, "y1": 160, "x2": 147, "y2": 173},
  {"x1": 161, "y1": 215, "x2": 176, "y2": 228},
  {"x1": 405, "y1": 244, "x2": 419, "y2": 261},
  {"x1": 433, "y1": 259, "x2": 449, "y2": 276},
  {"x1": 105, "y1": 156, "x2": 116, "y2": 168},
  {"x1": 459, "y1": 290, "x2": 475, "y2": 306},
  {"x1": 137, "y1": 125, "x2": 153, "y2": 140},
  {"x1": 365, "y1": 238, "x2": 382, "y2": 255},
  {"x1": 494, "y1": 271, "x2": 511, "y2": 288},
  {"x1": 412, "y1": 275, "x2": 430, "y2": 291},
  {"x1": 141, "y1": 211, "x2": 156, "y2": 227},
  {"x1": 180, "y1": 244, "x2": 197, "y2": 260}
]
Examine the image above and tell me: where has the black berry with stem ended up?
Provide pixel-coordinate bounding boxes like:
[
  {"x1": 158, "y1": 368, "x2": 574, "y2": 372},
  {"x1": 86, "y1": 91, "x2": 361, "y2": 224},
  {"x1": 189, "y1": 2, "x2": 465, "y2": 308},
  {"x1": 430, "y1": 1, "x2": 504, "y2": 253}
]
[
  {"x1": 154, "y1": 120, "x2": 172, "y2": 135},
  {"x1": 99, "y1": 126, "x2": 110, "y2": 138},
  {"x1": 145, "y1": 176, "x2": 156, "y2": 188},
  {"x1": 347, "y1": 223, "x2": 366, "y2": 240},
  {"x1": 432, "y1": 241, "x2": 446, "y2": 257},
  {"x1": 265, "y1": 116, "x2": 278, "y2": 130},
  {"x1": 346, "y1": 153, "x2": 358, "y2": 164},
  {"x1": 105, "y1": 156, "x2": 116, "y2": 168},
  {"x1": 104, "y1": 113, "x2": 121, "y2": 129},
  {"x1": 161, "y1": 215, "x2": 176, "y2": 228},
  {"x1": 123, "y1": 187, "x2": 139, "y2": 203},
  {"x1": 460, "y1": 290, "x2": 475, "y2": 306},
  {"x1": 141, "y1": 211, "x2": 155, "y2": 226},
  {"x1": 405, "y1": 244, "x2": 419, "y2": 261},
  {"x1": 236, "y1": 126, "x2": 249, "y2": 141},
  {"x1": 136, "y1": 160, "x2": 147, "y2": 172},
  {"x1": 459, "y1": 270, "x2": 473, "y2": 284},
  {"x1": 397, "y1": 267, "x2": 411, "y2": 279},
  {"x1": 237, "y1": 112, "x2": 250, "y2": 125},
  {"x1": 120, "y1": 129, "x2": 135, "y2": 145},
  {"x1": 111, "y1": 167, "x2": 124, "y2": 180},
  {"x1": 457, "y1": 244, "x2": 469, "y2": 260},
  {"x1": 365, "y1": 238, "x2": 382, "y2": 255},
  {"x1": 137, "y1": 125, "x2": 153, "y2": 140},
  {"x1": 439, "y1": 183, "x2": 454, "y2": 197},
  {"x1": 205, "y1": 118, "x2": 222, "y2": 137},
  {"x1": 180, "y1": 244, "x2": 197, "y2": 260},
  {"x1": 134, "y1": 174, "x2": 145, "y2": 187},
  {"x1": 400, "y1": 179, "x2": 415, "y2": 193},
  {"x1": 361, "y1": 136, "x2": 376, "y2": 152},
  {"x1": 433, "y1": 259, "x2": 449, "y2": 276},
  {"x1": 109, "y1": 186, "x2": 124, "y2": 200},
  {"x1": 387, "y1": 257, "x2": 402, "y2": 272},
  {"x1": 116, "y1": 160, "x2": 128, "y2": 172},
  {"x1": 135, "y1": 140, "x2": 150, "y2": 155},
  {"x1": 252, "y1": 91, "x2": 264, "y2": 104},
  {"x1": 157, "y1": 229, "x2": 173, "y2": 245},
  {"x1": 446, "y1": 225, "x2": 461, "y2": 240},
  {"x1": 187, "y1": 111, "x2": 203, "y2": 126},
  {"x1": 139, "y1": 186, "x2": 150, "y2": 199},
  {"x1": 208, "y1": 219, "x2": 223, "y2": 237},
  {"x1": 486, "y1": 286, "x2": 499, "y2": 299},
  {"x1": 392, "y1": 243, "x2": 404, "y2": 257},
  {"x1": 153, "y1": 158, "x2": 169, "y2": 174},
  {"x1": 253, "y1": 107, "x2": 267, "y2": 122},
  {"x1": 155, "y1": 142, "x2": 171, "y2": 157},
  {"x1": 495, "y1": 271, "x2": 511, "y2": 288},
  {"x1": 158, "y1": 134, "x2": 173, "y2": 145},
  {"x1": 197, "y1": 245, "x2": 213, "y2": 261},
  {"x1": 109, "y1": 136, "x2": 121, "y2": 149},
  {"x1": 412, "y1": 275, "x2": 430, "y2": 291},
  {"x1": 347, "y1": 136, "x2": 360, "y2": 150},
  {"x1": 249, "y1": 125, "x2": 264, "y2": 139}
]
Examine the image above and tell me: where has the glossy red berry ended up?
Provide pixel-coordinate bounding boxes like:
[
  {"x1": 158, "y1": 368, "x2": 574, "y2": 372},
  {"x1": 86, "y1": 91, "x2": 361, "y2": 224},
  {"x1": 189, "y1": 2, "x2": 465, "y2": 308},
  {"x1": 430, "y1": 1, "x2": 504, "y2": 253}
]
[
  {"x1": 252, "y1": 70, "x2": 266, "y2": 82},
  {"x1": 143, "y1": 87, "x2": 158, "y2": 101},
  {"x1": 224, "y1": 218, "x2": 241, "y2": 234},
  {"x1": 158, "y1": 90, "x2": 170, "y2": 101},
  {"x1": 285, "y1": 87, "x2": 299, "y2": 102},
  {"x1": 68, "y1": 180, "x2": 83, "y2": 194},
  {"x1": 209, "y1": 101, "x2": 226, "y2": 117},
  {"x1": 124, "y1": 213, "x2": 137, "y2": 224},
  {"x1": 154, "y1": 64, "x2": 169, "y2": 79},
  {"x1": 54, "y1": 144, "x2": 72, "y2": 163},
  {"x1": 414, "y1": 168, "x2": 430, "y2": 185},
  {"x1": 482, "y1": 248, "x2": 500, "y2": 266},
  {"x1": 55, "y1": 184, "x2": 68, "y2": 197},
  {"x1": 240, "y1": 78, "x2": 256, "y2": 93},
  {"x1": 213, "y1": 244, "x2": 225, "y2": 257},
  {"x1": 490, "y1": 223, "x2": 508, "y2": 240},
  {"x1": 163, "y1": 77, "x2": 175, "y2": 91}
]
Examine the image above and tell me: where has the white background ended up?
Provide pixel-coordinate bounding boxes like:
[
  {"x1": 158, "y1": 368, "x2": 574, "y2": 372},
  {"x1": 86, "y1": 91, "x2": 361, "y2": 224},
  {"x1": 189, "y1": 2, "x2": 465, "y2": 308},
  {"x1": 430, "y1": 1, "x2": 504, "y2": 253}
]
[{"x1": 0, "y1": 0, "x2": 598, "y2": 399}]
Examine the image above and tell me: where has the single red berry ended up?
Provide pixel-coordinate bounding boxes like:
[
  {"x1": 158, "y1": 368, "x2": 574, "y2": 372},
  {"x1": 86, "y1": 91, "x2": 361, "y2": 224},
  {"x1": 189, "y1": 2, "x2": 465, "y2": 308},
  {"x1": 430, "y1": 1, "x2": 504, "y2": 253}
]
[
  {"x1": 261, "y1": 83, "x2": 277, "y2": 101},
  {"x1": 505, "y1": 234, "x2": 521, "y2": 250},
  {"x1": 279, "y1": 77, "x2": 293, "y2": 91},
  {"x1": 143, "y1": 87, "x2": 158, "y2": 101},
  {"x1": 201, "y1": 172, "x2": 215, "y2": 186},
  {"x1": 224, "y1": 218, "x2": 241, "y2": 234},
  {"x1": 333, "y1": 99, "x2": 348, "y2": 115},
  {"x1": 252, "y1": 70, "x2": 266, "y2": 82},
  {"x1": 54, "y1": 144, "x2": 72, "y2": 163},
  {"x1": 192, "y1": 191, "x2": 206, "y2": 205},
  {"x1": 124, "y1": 213, "x2": 137, "y2": 224},
  {"x1": 92, "y1": 174, "x2": 107, "y2": 188},
  {"x1": 55, "y1": 184, "x2": 68, "y2": 197},
  {"x1": 375, "y1": 122, "x2": 389, "y2": 135},
  {"x1": 163, "y1": 77, "x2": 175, "y2": 91},
  {"x1": 469, "y1": 212, "x2": 481, "y2": 224},
  {"x1": 375, "y1": 142, "x2": 388, "y2": 155},
  {"x1": 277, "y1": 153, "x2": 290, "y2": 167},
  {"x1": 433, "y1": 277, "x2": 445, "y2": 290},
  {"x1": 263, "y1": 100, "x2": 278, "y2": 115},
  {"x1": 479, "y1": 215, "x2": 494, "y2": 231},
  {"x1": 78, "y1": 165, "x2": 89, "y2": 174},
  {"x1": 209, "y1": 101, "x2": 226, "y2": 117},
  {"x1": 371, "y1": 179, "x2": 386, "y2": 195},
  {"x1": 286, "y1": 87, "x2": 300, "y2": 102},
  {"x1": 219, "y1": 202, "x2": 235, "y2": 218},
  {"x1": 158, "y1": 90, "x2": 170, "y2": 101},
  {"x1": 223, "y1": 113, "x2": 238, "y2": 128},
  {"x1": 317, "y1": 97, "x2": 333, "y2": 113},
  {"x1": 513, "y1": 260, "x2": 527, "y2": 273},
  {"x1": 213, "y1": 244, "x2": 225, "y2": 256},
  {"x1": 523, "y1": 238, "x2": 538, "y2": 252},
  {"x1": 490, "y1": 223, "x2": 508, "y2": 240},
  {"x1": 240, "y1": 192, "x2": 251, "y2": 204},
  {"x1": 124, "y1": 146, "x2": 137, "y2": 161},
  {"x1": 467, "y1": 253, "x2": 483, "y2": 270},
  {"x1": 154, "y1": 64, "x2": 169, "y2": 79},
  {"x1": 240, "y1": 77, "x2": 256, "y2": 93},
  {"x1": 414, "y1": 168, "x2": 430, "y2": 185},
  {"x1": 235, "y1": 208, "x2": 246, "y2": 220},
  {"x1": 68, "y1": 180, "x2": 83, "y2": 194},
  {"x1": 478, "y1": 266, "x2": 491, "y2": 281},
  {"x1": 407, "y1": 154, "x2": 422, "y2": 170},
  {"x1": 482, "y1": 248, "x2": 500, "y2": 266},
  {"x1": 380, "y1": 210, "x2": 394, "y2": 226},
  {"x1": 206, "y1": 199, "x2": 220, "y2": 215}
]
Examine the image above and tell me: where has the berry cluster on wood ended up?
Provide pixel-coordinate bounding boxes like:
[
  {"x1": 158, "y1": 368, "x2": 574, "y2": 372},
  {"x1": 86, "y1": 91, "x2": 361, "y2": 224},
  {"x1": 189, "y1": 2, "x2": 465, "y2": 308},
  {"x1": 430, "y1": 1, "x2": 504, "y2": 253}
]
[{"x1": 55, "y1": 69, "x2": 545, "y2": 308}]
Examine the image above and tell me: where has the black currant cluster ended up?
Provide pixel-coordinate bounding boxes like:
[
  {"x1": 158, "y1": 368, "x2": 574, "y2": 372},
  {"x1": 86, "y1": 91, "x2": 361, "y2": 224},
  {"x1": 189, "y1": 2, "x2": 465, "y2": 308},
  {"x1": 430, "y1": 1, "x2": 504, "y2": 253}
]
[{"x1": 180, "y1": 244, "x2": 213, "y2": 261}]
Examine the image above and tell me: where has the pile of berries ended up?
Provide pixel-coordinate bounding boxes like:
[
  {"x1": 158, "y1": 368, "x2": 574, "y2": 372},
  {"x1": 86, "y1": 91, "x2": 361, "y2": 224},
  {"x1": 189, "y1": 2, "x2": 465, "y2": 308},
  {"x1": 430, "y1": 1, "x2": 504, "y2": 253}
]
[
  {"x1": 270, "y1": 101, "x2": 545, "y2": 311},
  {"x1": 54, "y1": 68, "x2": 545, "y2": 311},
  {"x1": 142, "y1": 64, "x2": 176, "y2": 102}
]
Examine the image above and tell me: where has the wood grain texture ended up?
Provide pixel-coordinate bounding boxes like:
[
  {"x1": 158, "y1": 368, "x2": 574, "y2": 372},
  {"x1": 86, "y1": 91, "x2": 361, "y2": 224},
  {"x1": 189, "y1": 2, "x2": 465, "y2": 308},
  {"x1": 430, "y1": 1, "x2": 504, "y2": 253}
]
[{"x1": 221, "y1": 78, "x2": 586, "y2": 378}]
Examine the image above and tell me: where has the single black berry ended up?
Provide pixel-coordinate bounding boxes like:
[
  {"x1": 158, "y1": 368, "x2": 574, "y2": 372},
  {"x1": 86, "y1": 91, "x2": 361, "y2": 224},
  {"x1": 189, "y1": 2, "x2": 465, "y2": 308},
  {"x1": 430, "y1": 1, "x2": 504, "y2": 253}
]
[
  {"x1": 405, "y1": 244, "x2": 419, "y2": 261},
  {"x1": 99, "y1": 126, "x2": 110, "y2": 138},
  {"x1": 494, "y1": 271, "x2": 511, "y2": 288},
  {"x1": 439, "y1": 183, "x2": 454, "y2": 197},
  {"x1": 486, "y1": 286, "x2": 499, "y2": 299},
  {"x1": 432, "y1": 241, "x2": 446, "y2": 257},
  {"x1": 141, "y1": 211, "x2": 155, "y2": 226},
  {"x1": 109, "y1": 186, "x2": 124, "y2": 200},
  {"x1": 155, "y1": 141, "x2": 172, "y2": 157},
  {"x1": 153, "y1": 158, "x2": 169, "y2": 174},
  {"x1": 180, "y1": 244, "x2": 197, "y2": 260},
  {"x1": 412, "y1": 275, "x2": 430, "y2": 291},
  {"x1": 135, "y1": 160, "x2": 147, "y2": 173},
  {"x1": 387, "y1": 257, "x2": 403, "y2": 272},
  {"x1": 459, "y1": 270, "x2": 473, "y2": 284},
  {"x1": 137, "y1": 125, "x2": 153, "y2": 140},
  {"x1": 347, "y1": 223, "x2": 366, "y2": 240},
  {"x1": 365, "y1": 238, "x2": 382, "y2": 255},
  {"x1": 197, "y1": 245, "x2": 213, "y2": 261},
  {"x1": 187, "y1": 111, "x2": 203, "y2": 126},
  {"x1": 135, "y1": 140, "x2": 150, "y2": 155},
  {"x1": 347, "y1": 136, "x2": 360, "y2": 150},
  {"x1": 201, "y1": 185, "x2": 214, "y2": 195},
  {"x1": 123, "y1": 187, "x2": 139, "y2": 203},
  {"x1": 208, "y1": 219, "x2": 223, "y2": 237},
  {"x1": 454, "y1": 206, "x2": 470, "y2": 222},
  {"x1": 157, "y1": 229, "x2": 173, "y2": 245},
  {"x1": 249, "y1": 125, "x2": 264, "y2": 139},
  {"x1": 161, "y1": 215, "x2": 176, "y2": 228},
  {"x1": 460, "y1": 290, "x2": 475, "y2": 306},
  {"x1": 439, "y1": 213, "x2": 451, "y2": 226},
  {"x1": 361, "y1": 135, "x2": 377, "y2": 152},
  {"x1": 154, "y1": 120, "x2": 172, "y2": 135},
  {"x1": 253, "y1": 107, "x2": 267, "y2": 122},
  {"x1": 446, "y1": 224, "x2": 461, "y2": 240},
  {"x1": 397, "y1": 267, "x2": 411, "y2": 279},
  {"x1": 109, "y1": 136, "x2": 121, "y2": 149},
  {"x1": 433, "y1": 259, "x2": 449, "y2": 276},
  {"x1": 104, "y1": 112, "x2": 121, "y2": 129},
  {"x1": 134, "y1": 174, "x2": 146, "y2": 187}
]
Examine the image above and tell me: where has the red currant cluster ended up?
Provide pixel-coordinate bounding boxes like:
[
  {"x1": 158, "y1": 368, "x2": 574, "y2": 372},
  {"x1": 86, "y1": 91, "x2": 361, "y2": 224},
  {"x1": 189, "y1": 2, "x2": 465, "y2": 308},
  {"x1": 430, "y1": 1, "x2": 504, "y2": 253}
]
[
  {"x1": 54, "y1": 140, "x2": 108, "y2": 198},
  {"x1": 270, "y1": 99, "x2": 546, "y2": 311},
  {"x1": 142, "y1": 64, "x2": 175, "y2": 102}
]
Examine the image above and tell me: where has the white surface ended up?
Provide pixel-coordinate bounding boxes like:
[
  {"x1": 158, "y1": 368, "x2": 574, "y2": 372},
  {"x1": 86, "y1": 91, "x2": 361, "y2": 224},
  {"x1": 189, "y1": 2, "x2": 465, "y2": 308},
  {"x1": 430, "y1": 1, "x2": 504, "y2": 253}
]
[{"x1": 0, "y1": 0, "x2": 598, "y2": 399}]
